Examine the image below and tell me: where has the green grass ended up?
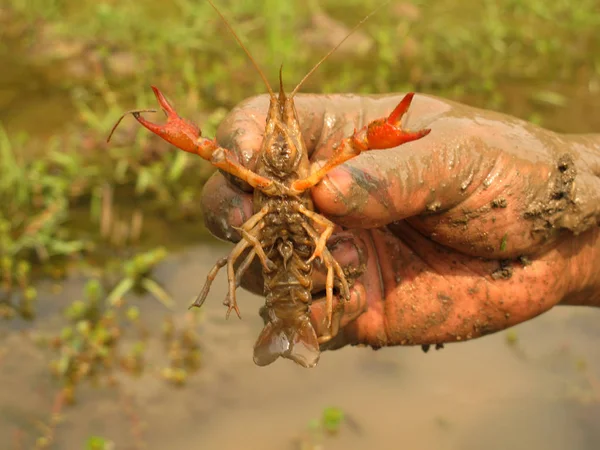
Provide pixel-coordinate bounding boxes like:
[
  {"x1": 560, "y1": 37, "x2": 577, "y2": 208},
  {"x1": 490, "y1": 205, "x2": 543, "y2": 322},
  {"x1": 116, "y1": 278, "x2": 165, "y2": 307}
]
[{"x1": 6, "y1": 0, "x2": 600, "y2": 119}]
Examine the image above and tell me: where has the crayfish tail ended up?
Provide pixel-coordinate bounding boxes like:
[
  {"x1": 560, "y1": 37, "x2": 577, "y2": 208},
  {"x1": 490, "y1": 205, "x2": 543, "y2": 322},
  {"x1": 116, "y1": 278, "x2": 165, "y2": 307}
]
[{"x1": 253, "y1": 319, "x2": 320, "y2": 369}]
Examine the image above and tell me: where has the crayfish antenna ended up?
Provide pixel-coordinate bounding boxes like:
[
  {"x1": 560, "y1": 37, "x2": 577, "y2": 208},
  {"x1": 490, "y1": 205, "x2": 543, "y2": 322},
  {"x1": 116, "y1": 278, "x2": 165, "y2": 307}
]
[
  {"x1": 106, "y1": 109, "x2": 157, "y2": 143},
  {"x1": 278, "y1": 64, "x2": 286, "y2": 102},
  {"x1": 290, "y1": 0, "x2": 391, "y2": 98},
  {"x1": 207, "y1": 0, "x2": 276, "y2": 101}
]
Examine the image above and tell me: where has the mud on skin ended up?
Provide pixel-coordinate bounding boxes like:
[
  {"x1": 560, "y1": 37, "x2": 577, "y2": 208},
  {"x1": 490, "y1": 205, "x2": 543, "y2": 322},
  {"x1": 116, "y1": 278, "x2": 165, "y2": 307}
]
[{"x1": 203, "y1": 92, "x2": 600, "y2": 350}]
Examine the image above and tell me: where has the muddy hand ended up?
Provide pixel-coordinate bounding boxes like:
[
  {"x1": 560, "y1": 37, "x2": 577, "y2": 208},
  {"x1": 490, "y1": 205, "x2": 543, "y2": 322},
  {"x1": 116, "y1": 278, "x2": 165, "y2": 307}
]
[{"x1": 202, "y1": 92, "x2": 600, "y2": 350}]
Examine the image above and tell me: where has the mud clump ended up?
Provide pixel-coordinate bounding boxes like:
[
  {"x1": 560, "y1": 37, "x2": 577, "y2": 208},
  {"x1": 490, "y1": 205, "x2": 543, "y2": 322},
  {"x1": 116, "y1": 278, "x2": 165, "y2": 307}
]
[
  {"x1": 426, "y1": 201, "x2": 442, "y2": 213},
  {"x1": 517, "y1": 255, "x2": 532, "y2": 266},
  {"x1": 523, "y1": 153, "x2": 576, "y2": 237},
  {"x1": 491, "y1": 197, "x2": 507, "y2": 208},
  {"x1": 491, "y1": 259, "x2": 513, "y2": 280},
  {"x1": 421, "y1": 343, "x2": 445, "y2": 353}
]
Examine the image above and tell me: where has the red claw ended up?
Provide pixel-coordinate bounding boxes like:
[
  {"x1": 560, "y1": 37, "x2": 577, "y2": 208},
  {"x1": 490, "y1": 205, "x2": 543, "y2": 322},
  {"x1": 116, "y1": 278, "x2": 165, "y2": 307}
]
[
  {"x1": 387, "y1": 91, "x2": 415, "y2": 124},
  {"x1": 364, "y1": 92, "x2": 431, "y2": 150},
  {"x1": 134, "y1": 86, "x2": 202, "y2": 155}
]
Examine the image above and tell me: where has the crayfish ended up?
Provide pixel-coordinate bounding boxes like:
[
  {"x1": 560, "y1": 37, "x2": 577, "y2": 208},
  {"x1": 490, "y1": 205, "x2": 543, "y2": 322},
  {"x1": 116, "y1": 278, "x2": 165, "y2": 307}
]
[{"x1": 108, "y1": 0, "x2": 431, "y2": 368}]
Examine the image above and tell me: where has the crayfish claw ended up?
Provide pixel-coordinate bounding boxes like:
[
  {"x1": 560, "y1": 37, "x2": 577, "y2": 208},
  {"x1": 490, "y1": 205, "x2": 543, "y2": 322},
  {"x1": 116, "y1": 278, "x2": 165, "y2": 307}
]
[
  {"x1": 364, "y1": 93, "x2": 431, "y2": 149},
  {"x1": 130, "y1": 86, "x2": 202, "y2": 155},
  {"x1": 387, "y1": 91, "x2": 415, "y2": 125}
]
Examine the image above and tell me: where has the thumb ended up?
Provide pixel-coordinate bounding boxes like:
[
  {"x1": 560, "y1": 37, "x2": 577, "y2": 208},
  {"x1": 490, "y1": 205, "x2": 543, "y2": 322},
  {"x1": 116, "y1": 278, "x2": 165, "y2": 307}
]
[
  {"x1": 310, "y1": 112, "x2": 494, "y2": 228},
  {"x1": 309, "y1": 98, "x2": 565, "y2": 258}
]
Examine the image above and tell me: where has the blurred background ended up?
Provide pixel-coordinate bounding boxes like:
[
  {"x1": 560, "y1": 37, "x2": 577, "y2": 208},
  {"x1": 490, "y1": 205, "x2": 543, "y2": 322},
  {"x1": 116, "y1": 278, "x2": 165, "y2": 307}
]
[{"x1": 0, "y1": 0, "x2": 599, "y2": 449}]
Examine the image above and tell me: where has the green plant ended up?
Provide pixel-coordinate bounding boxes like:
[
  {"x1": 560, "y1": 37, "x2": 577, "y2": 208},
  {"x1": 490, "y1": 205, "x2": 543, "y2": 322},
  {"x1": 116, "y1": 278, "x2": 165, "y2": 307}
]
[
  {"x1": 160, "y1": 312, "x2": 202, "y2": 386},
  {"x1": 321, "y1": 407, "x2": 345, "y2": 435},
  {"x1": 293, "y1": 406, "x2": 354, "y2": 449},
  {"x1": 106, "y1": 247, "x2": 173, "y2": 309},
  {"x1": 0, "y1": 257, "x2": 37, "y2": 319},
  {"x1": 48, "y1": 279, "x2": 148, "y2": 402},
  {"x1": 0, "y1": 126, "x2": 89, "y2": 263},
  {"x1": 85, "y1": 436, "x2": 115, "y2": 450}
]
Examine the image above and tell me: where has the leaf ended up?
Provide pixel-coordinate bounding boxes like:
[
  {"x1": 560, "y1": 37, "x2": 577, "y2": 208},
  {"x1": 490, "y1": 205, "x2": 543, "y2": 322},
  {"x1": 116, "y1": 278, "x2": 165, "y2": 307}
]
[
  {"x1": 49, "y1": 239, "x2": 87, "y2": 257},
  {"x1": 107, "y1": 277, "x2": 135, "y2": 306},
  {"x1": 322, "y1": 407, "x2": 345, "y2": 434},
  {"x1": 90, "y1": 187, "x2": 103, "y2": 223},
  {"x1": 140, "y1": 278, "x2": 174, "y2": 309},
  {"x1": 86, "y1": 436, "x2": 113, "y2": 450},
  {"x1": 114, "y1": 159, "x2": 129, "y2": 182},
  {"x1": 49, "y1": 150, "x2": 79, "y2": 173},
  {"x1": 530, "y1": 90, "x2": 567, "y2": 107},
  {"x1": 167, "y1": 152, "x2": 188, "y2": 182},
  {"x1": 500, "y1": 233, "x2": 508, "y2": 252},
  {"x1": 57, "y1": 353, "x2": 72, "y2": 376},
  {"x1": 74, "y1": 98, "x2": 106, "y2": 132},
  {"x1": 135, "y1": 168, "x2": 153, "y2": 194}
]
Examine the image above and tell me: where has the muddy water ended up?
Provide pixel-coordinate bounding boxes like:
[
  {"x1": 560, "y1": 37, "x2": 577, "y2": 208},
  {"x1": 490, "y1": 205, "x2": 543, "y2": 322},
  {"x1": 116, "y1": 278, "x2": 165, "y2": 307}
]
[
  {"x1": 0, "y1": 43, "x2": 75, "y2": 138},
  {"x1": 1, "y1": 243, "x2": 599, "y2": 449}
]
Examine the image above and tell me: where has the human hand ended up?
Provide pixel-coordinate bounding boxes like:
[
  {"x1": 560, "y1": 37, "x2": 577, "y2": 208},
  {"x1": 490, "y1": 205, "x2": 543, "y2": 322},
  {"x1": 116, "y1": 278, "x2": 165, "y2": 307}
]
[{"x1": 201, "y1": 92, "x2": 600, "y2": 351}]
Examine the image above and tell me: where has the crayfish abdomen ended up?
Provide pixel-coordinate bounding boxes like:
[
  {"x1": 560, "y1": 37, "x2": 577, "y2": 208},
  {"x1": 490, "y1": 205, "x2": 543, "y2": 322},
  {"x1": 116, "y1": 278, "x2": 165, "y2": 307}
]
[{"x1": 252, "y1": 198, "x2": 321, "y2": 368}]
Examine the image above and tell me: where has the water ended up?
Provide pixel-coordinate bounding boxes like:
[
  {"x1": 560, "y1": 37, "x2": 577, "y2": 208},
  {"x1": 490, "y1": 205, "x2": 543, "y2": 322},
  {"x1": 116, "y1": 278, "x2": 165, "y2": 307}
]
[
  {"x1": 1, "y1": 244, "x2": 598, "y2": 449},
  {"x1": 0, "y1": 42, "x2": 75, "y2": 139}
]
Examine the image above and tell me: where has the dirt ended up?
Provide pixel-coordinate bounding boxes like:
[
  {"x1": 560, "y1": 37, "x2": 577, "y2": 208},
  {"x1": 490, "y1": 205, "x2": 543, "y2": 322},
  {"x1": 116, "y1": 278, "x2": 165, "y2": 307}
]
[
  {"x1": 491, "y1": 197, "x2": 507, "y2": 208},
  {"x1": 524, "y1": 153, "x2": 577, "y2": 237},
  {"x1": 1, "y1": 244, "x2": 599, "y2": 450},
  {"x1": 518, "y1": 255, "x2": 532, "y2": 266},
  {"x1": 491, "y1": 259, "x2": 513, "y2": 280},
  {"x1": 420, "y1": 343, "x2": 444, "y2": 353}
]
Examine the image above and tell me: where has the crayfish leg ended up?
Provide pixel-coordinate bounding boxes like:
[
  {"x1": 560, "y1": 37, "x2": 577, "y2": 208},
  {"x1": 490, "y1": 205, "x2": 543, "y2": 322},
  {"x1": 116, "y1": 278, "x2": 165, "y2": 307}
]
[
  {"x1": 189, "y1": 256, "x2": 228, "y2": 310},
  {"x1": 294, "y1": 204, "x2": 335, "y2": 264},
  {"x1": 301, "y1": 220, "x2": 350, "y2": 338},
  {"x1": 253, "y1": 319, "x2": 320, "y2": 368},
  {"x1": 235, "y1": 249, "x2": 256, "y2": 288},
  {"x1": 189, "y1": 206, "x2": 273, "y2": 316},
  {"x1": 190, "y1": 238, "x2": 249, "y2": 318},
  {"x1": 291, "y1": 92, "x2": 431, "y2": 193},
  {"x1": 234, "y1": 225, "x2": 275, "y2": 272},
  {"x1": 223, "y1": 238, "x2": 253, "y2": 319},
  {"x1": 317, "y1": 303, "x2": 344, "y2": 344}
]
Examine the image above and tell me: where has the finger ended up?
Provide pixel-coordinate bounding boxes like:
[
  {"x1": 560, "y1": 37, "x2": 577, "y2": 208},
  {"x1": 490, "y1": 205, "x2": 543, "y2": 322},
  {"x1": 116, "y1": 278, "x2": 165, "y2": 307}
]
[
  {"x1": 310, "y1": 282, "x2": 368, "y2": 351},
  {"x1": 201, "y1": 171, "x2": 253, "y2": 242},
  {"x1": 309, "y1": 229, "x2": 368, "y2": 291},
  {"x1": 367, "y1": 224, "x2": 567, "y2": 345},
  {"x1": 309, "y1": 93, "x2": 492, "y2": 227},
  {"x1": 308, "y1": 95, "x2": 568, "y2": 257},
  {"x1": 310, "y1": 228, "x2": 385, "y2": 348}
]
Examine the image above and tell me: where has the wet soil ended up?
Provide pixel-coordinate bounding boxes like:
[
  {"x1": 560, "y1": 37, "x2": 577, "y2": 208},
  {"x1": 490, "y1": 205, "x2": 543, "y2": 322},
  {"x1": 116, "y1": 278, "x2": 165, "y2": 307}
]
[{"x1": 1, "y1": 244, "x2": 599, "y2": 449}]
